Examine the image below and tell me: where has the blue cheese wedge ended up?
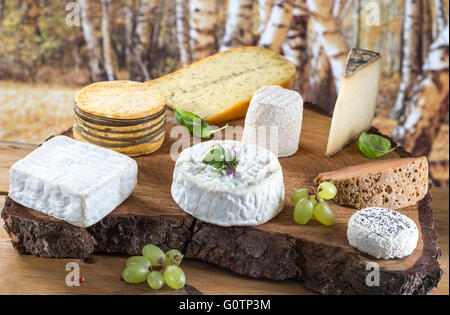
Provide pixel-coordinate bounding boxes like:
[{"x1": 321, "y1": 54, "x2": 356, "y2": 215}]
[
  {"x1": 171, "y1": 140, "x2": 285, "y2": 226},
  {"x1": 347, "y1": 207, "x2": 419, "y2": 259},
  {"x1": 8, "y1": 136, "x2": 137, "y2": 227}
]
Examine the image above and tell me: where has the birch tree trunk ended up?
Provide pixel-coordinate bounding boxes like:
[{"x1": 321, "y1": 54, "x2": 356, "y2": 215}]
[
  {"x1": 423, "y1": 0, "x2": 434, "y2": 55},
  {"x1": 391, "y1": 0, "x2": 423, "y2": 119},
  {"x1": 0, "y1": 0, "x2": 4, "y2": 25},
  {"x1": 354, "y1": 0, "x2": 361, "y2": 48},
  {"x1": 281, "y1": 0, "x2": 308, "y2": 91},
  {"x1": 130, "y1": 0, "x2": 158, "y2": 81},
  {"x1": 258, "y1": 0, "x2": 293, "y2": 53},
  {"x1": 189, "y1": 0, "x2": 219, "y2": 61},
  {"x1": 78, "y1": 0, "x2": 105, "y2": 81},
  {"x1": 176, "y1": 0, "x2": 191, "y2": 66},
  {"x1": 258, "y1": 0, "x2": 276, "y2": 34},
  {"x1": 124, "y1": 0, "x2": 136, "y2": 76},
  {"x1": 220, "y1": 0, "x2": 254, "y2": 51},
  {"x1": 392, "y1": 23, "x2": 449, "y2": 157},
  {"x1": 306, "y1": 0, "x2": 349, "y2": 93},
  {"x1": 302, "y1": 23, "x2": 337, "y2": 112},
  {"x1": 101, "y1": 0, "x2": 115, "y2": 81},
  {"x1": 434, "y1": 0, "x2": 448, "y2": 37}
]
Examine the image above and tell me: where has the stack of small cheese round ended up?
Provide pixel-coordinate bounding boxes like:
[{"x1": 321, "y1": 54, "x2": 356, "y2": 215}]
[{"x1": 74, "y1": 81, "x2": 166, "y2": 156}]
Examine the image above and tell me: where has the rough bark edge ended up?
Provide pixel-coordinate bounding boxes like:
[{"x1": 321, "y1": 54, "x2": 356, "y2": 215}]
[
  {"x1": 1, "y1": 197, "x2": 193, "y2": 258},
  {"x1": 185, "y1": 190, "x2": 441, "y2": 295},
  {"x1": 1, "y1": 197, "x2": 96, "y2": 258}
]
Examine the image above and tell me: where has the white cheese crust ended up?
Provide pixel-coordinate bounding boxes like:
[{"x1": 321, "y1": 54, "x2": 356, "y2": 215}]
[
  {"x1": 243, "y1": 85, "x2": 303, "y2": 157},
  {"x1": 171, "y1": 140, "x2": 285, "y2": 226},
  {"x1": 347, "y1": 207, "x2": 419, "y2": 259},
  {"x1": 8, "y1": 136, "x2": 137, "y2": 227}
]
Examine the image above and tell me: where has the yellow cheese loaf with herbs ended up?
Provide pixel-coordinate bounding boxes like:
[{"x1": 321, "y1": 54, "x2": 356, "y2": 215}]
[{"x1": 147, "y1": 47, "x2": 296, "y2": 124}]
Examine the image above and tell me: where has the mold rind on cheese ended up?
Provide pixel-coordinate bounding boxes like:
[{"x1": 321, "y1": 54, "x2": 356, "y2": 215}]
[
  {"x1": 8, "y1": 136, "x2": 138, "y2": 227},
  {"x1": 171, "y1": 140, "x2": 285, "y2": 227},
  {"x1": 243, "y1": 85, "x2": 303, "y2": 157},
  {"x1": 347, "y1": 207, "x2": 419, "y2": 259}
]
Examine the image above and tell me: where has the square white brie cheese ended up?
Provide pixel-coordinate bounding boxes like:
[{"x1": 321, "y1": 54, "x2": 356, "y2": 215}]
[{"x1": 8, "y1": 136, "x2": 137, "y2": 227}]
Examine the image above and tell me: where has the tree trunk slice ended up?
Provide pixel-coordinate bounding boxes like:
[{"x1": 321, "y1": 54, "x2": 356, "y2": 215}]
[{"x1": 1, "y1": 105, "x2": 442, "y2": 295}]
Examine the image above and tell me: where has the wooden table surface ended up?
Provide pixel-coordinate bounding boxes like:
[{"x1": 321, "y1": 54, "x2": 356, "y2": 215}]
[{"x1": 0, "y1": 141, "x2": 448, "y2": 295}]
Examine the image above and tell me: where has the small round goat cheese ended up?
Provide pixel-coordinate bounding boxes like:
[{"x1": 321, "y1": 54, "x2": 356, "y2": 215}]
[
  {"x1": 347, "y1": 207, "x2": 419, "y2": 259},
  {"x1": 171, "y1": 140, "x2": 285, "y2": 227},
  {"x1": 243, "y1": 85, "x2": 303, "y2": 157}
]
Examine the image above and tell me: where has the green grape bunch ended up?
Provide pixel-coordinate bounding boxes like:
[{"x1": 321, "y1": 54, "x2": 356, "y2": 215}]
[
  {"x1": 290, "y1": 181, "x2": 337, "y2": 226},
  {"x1": 121, "y1": 244, "x2": 186, "y2": 290}
]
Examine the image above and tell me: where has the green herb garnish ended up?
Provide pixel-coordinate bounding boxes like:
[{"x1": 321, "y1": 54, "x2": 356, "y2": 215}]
[
  {"x1": 358, "y1": 132, "x2": 396, "y2": 159},
  {"x1": 202, "y1": 145, "x2": 240, "y2": 177},
  {"x1": 174, "y1": 107, "x2": 227, "y2": 138}
]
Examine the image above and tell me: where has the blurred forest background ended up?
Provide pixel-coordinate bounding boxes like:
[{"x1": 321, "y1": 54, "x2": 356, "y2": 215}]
[{"x1": 0, "y1": 0, "x2": 449, "y2": 187}]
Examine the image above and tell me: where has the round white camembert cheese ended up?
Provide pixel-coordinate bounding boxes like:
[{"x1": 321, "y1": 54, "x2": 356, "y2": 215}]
[
  {"x1": 347, "y1": 207, "x2": 419, "y2": 259},
  {"x1": 243, "y1": 85, "x2": 303, "y2": 157},
  {"x1": 171, "y1": 140, "x2": 285, "y2": 227}
]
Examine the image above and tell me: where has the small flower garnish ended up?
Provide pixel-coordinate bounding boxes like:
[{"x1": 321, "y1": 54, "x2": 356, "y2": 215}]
[{"x1": 202, "y1": 145, "x2": 240, "y2": 177}]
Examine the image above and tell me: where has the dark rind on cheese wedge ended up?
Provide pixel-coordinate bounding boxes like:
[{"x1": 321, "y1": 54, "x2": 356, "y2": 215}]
[
  {"x1": 314, "y1": 157, "x2": 429, "y2": 210},
  {"x1": 344, "y1": 48, "x2": 381, "y2": 78}
]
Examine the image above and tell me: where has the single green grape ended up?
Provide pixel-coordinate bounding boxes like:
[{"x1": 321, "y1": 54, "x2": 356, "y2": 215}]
[
  {"x1": 313, "y1": 200, "x2": 335, "y2": 226},
  {"x1": 317, "y1": 182, "x2": 337, "y2": 200},
  {"x1": 163, "y1": 265, "x2": 186, "y2": 290},
  {"x1": 142, "y1": 244, "x2": 165, "y2": 267},
  {"x1": 147, "y1": 271, "x2": 165, "y2": 289},
  {"x1": 293, "y1": 198, "x2": 314, "y2": 225},
  {"x1": 126, "y1": 256, "x2": 151, "y2": 269},
  {"x1": 165, "y1": 249, "x2": 184, "y2": 266},
  {"x1": 122, "y1": 265, "x2": 149, "y2": 284},
  {"x1": 290, "y1": 188, "x2": 310, "y2": 204}
]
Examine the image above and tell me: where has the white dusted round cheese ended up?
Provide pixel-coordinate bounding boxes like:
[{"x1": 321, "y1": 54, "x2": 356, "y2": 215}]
[
  {"x1": 243, "y1": 85, "x2": 303, "y2": 157},
  {"x1": 347, "y1": 207, "x2": 419, "y2": 259},
  {"x1": 171, "y1": 140, "x2": 285, "y2": 227}
]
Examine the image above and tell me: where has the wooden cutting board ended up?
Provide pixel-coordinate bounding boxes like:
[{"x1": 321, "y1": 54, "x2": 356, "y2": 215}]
[{"x1": 0, "y1": 105, "x2": 442, "y2": 295}]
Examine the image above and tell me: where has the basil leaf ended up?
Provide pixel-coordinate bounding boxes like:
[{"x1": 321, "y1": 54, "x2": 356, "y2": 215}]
[
  {"x1": 358, "y1": 132, "x2": 396, "y2": 159},
  {"x1": 173, "y1": 107, "x2": 227, "y2": 138},
  {"x1": 203, "y1": 148, "x2": 224, "y2": 164}
]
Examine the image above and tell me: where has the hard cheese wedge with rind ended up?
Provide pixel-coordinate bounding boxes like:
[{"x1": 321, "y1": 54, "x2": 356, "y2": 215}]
[
  {"x1": 8, "y1": 136, "x2": 137, "y2": 227},
  {"x1": 326, "y1": 49, "x2": 382, "y2": 156},
  {"x1": 147, "y1": 47, "x2": 296, "y2": 124}
]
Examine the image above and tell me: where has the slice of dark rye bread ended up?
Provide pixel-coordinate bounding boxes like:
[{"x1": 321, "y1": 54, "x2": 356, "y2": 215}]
[{"x1": 314, "y1": 157, "x2": 429, "y2": 210}]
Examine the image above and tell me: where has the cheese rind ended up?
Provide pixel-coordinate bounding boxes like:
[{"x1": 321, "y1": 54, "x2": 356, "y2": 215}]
[
  {"x1": 8, "y1": 136, "x2": 137, "y2": 227},
  {"x1": 74, "y1": 80, "x2": 166, "y2": 156},
  {"x1": 171, "y1": 140, "x2": 285, "y2": 227},
  {"x1": 147, "y1": 47, "x2": 296, "y2": 124},
  {"x1": 314, "y1": 157, "x2": 428, "y2": 210},
  {"x1": 347, "y1": 207, "x2": 419, "y2": 259},
  {"x1": 326, "y1": 49, "x2": 382, "y2": 156},
  {"x1": 243, "y1": 86, "x2": 303, "y2": 157},
  {"x1": 75, "y1": 80, "x2": 165, "y2": 119}
]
